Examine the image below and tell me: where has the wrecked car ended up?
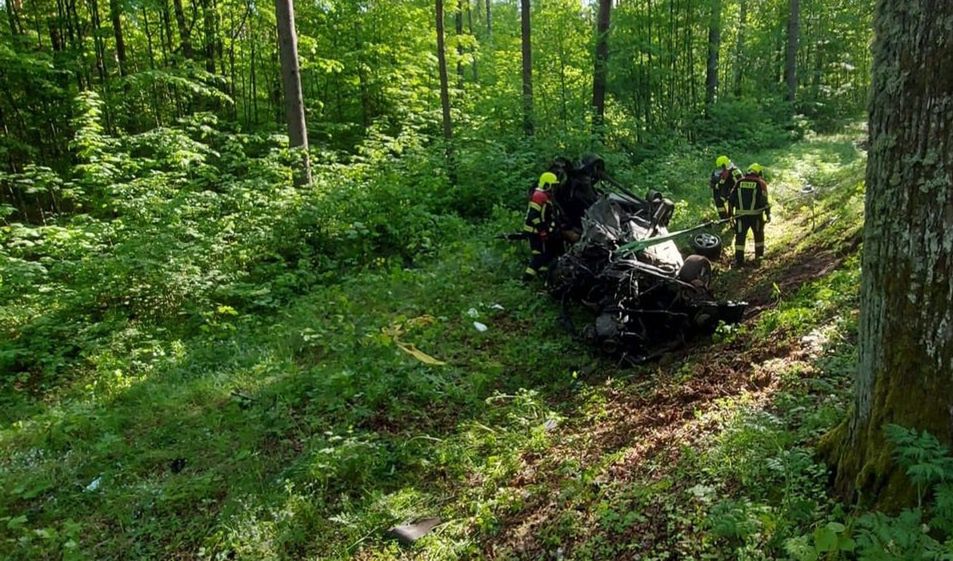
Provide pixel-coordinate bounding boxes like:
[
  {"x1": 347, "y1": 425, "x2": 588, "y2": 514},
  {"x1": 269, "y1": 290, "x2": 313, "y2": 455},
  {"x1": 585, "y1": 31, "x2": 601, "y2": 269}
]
[{"x1": 548, "y1": 178, "x2": 746, "y2": 363}]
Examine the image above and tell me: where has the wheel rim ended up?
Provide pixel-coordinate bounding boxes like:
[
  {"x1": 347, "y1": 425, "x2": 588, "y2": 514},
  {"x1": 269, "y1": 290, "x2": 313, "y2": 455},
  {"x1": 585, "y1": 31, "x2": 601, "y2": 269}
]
[{"x1": 694, "y1": 233, "x2": 719, "y2": 249}]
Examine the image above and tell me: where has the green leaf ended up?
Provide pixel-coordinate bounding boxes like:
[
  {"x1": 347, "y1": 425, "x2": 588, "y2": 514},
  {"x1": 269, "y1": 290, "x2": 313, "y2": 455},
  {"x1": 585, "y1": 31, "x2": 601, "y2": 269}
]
[{"x1": 814, "y1": 525, "x2": 838, "y2": 552}]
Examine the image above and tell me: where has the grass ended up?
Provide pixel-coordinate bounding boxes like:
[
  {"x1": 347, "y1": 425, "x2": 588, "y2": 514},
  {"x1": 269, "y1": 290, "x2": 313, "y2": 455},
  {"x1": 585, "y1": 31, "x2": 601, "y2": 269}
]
[{"x1": 1, "y1": 125, "x2": 868, "y2": 560}]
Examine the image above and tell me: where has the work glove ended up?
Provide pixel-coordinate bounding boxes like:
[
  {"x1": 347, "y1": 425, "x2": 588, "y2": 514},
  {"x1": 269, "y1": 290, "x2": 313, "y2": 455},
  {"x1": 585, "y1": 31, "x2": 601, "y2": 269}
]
[
  {"x1": 538, "y1": 230, "x2": 549, "y2": 242},
  {"x1": 765, "y1": 213, "x2": 772, "y2": 224}
]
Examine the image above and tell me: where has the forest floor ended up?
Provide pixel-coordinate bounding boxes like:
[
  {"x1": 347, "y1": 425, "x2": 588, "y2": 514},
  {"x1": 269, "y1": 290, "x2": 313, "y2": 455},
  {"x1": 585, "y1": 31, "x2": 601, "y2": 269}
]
[{"x1": 0, "y1": 126, "x2": 868, "y2": 560}]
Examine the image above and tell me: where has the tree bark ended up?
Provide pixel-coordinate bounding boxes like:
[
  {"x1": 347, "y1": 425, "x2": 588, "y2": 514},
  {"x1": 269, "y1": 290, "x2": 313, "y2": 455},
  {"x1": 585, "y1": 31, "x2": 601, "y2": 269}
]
[
  {"x1": 784, "y1": 0, "x2": 799, "y2": 102},
  {"x1": 435, "y1": 0, "x2": 456, "y2": 184},
  {"x1": 592, "y1": 0, "x2": 611, "y2": 129},
  {"x1": 823, "y1": 0, "x2": 953, "y2": 509},
  {"x1": 519, "y1": 0, "x2": 533, "y2": 136},
  {"x1": 109, "y1": 0, "x2": 127, "y2": 76},
  {"x1": 172, "y1": 0, "x2": 192, "y2": 59},
  {"x1": 202, "y1": 0, "x2": 215, "y2": 72},
  {"x1": 705, "y1": 0, "x2": 720, "y2": 108},
  {"x1": 732, "y1": 0, "x2": 746, "y2": 97},
  {"x1": 274, "y1": 0, "x2": 311, "y2": 185},
  {"x1": 485, "y1": 0, "x2": 490, "y2": 35},
  {"x1": 7, "y1": 0, "x2": 23, "y2": 36},
  {"x1": 455, "y1": 0, "x2": 464, "y2": 86}
]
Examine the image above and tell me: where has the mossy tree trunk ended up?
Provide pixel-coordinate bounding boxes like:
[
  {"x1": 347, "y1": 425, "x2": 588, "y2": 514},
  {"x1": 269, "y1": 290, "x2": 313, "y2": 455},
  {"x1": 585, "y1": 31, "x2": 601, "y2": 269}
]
[{"x1": 824, "y1": 0, "x2": 953, "y2": 509}]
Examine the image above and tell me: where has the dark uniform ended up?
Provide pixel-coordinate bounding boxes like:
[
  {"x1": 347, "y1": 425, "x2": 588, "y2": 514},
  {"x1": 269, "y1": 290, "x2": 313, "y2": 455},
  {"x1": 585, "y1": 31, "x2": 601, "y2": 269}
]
[
  {"x1": 710, "y1": 164, "x2": 743, "y2": 219},
  {"x1": 728, "y1": 167, "x2": 771, "y2": 266},
  {"x1": 553, "y1": 154, "x2": 602, "y2": 232},
  {"x1": 523, "y1": 173, "x2": 560, "y2": 280}
]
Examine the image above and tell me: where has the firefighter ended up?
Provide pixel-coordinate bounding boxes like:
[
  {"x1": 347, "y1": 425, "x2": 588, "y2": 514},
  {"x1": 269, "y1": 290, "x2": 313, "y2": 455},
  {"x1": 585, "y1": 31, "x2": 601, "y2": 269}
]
[
  {"x1": 522, "y1": 171, "x2": 561, "y2": 281},
  {"x1": 710, "y1": 155, "x2": 744, "y2": 219},
  {"x1": 728, "y1": 163, "x2": 771, "y2": 267}
]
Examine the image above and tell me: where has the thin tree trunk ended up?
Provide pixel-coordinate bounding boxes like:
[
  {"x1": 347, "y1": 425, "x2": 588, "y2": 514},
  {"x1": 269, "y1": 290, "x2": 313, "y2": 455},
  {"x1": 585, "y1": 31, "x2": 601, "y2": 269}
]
[
  {"x1": 250, "y1": 14, "x2": 258, "y2": 123},
  {"x1": 520, "y1": 0, "x2": 533, "y2": 136},
  {"x1": 160, "y1": 0, "x2": 174, "y2": 64},
  {"x1": 7, "y1": 0, "x2": 23, "y2": 35},
  {"x1": 485, "y1": 0, "x2": 490, "y2": 35},
  {"x1": 733, "y1": 0, "x2": 746, "y2": 97},
  {"x1": 705, "y1": 0, "x2": 720, "y2": 108},
  {"x1": 592, "y1": 0, "x2": 611, "y2": 129},
  {"x1": 202, "y1": 0, "x2": 215, "y2": 72},
  {"x1": 466, "y1": 0, "x2": 476, "y2": 81},
  {"x1": 172, "y1": 0, "x2": 192, "y2": 59},
  {"x1": 785, "y1": 0, "x2": 799, "y2": 102},
  {"x1": 274, "y1": 0, "x2": 310, "y2": 185},
  {"x1": 455, "y1": 0, "x2": 464, "y2": 86},
  {"x1": 435, "y1": 0, "x2": 455, "y2": 183},
  {"x1": 109, "y1": 0, "x2": 127, "y2": 76},
  {"x1": 823, "y1": 0, "x2": 953, "y2": 509}
]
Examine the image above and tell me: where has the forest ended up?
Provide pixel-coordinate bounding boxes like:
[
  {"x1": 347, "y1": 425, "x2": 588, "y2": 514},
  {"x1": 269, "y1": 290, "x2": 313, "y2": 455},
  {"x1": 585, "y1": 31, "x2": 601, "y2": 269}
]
[{"x1": 2, "y1": 0, "x2": 952, "y2": 559}]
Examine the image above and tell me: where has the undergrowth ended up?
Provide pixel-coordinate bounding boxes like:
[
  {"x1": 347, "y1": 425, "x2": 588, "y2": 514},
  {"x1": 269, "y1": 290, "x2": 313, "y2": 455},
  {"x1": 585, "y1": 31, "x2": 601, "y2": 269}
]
[{"x1": 5, "y1": 121, "x2": 937, "y2": 560}]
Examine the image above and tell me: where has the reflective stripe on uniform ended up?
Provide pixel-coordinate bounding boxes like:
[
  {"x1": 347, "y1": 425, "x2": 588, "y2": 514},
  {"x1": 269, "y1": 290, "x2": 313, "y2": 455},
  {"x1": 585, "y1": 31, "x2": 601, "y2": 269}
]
[
  {"x1": 735, "y1": 244, "x2": 746, "y2": 251},
  {"x1": 528, "y1": 202, "x2": 542, "y2": 211}
]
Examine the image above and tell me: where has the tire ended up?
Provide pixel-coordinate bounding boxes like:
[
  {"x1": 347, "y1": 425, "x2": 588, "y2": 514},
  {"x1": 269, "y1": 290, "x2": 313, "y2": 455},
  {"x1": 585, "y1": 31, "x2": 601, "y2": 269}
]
[
  {"x1": 689, "y1": 231, "x2": 723, "y2": 259},
  {"x1": 677, "y1": 255, "x2": 713, "y2": 289}
]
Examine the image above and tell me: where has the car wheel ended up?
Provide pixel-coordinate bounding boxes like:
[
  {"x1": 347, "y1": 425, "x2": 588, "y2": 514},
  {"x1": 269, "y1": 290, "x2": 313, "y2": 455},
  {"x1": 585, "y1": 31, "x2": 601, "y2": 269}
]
[
  {"x1": 690, "y1": 232, "x2": 722, "y2": 259},
  {"x1": 677, "y1": 255, "x2": 713, "y2": 289}
]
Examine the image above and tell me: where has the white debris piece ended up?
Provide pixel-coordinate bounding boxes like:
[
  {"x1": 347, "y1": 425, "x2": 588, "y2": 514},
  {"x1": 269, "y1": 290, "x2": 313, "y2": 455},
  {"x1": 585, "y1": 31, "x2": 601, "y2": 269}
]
[
  {"x1": 473, "y1": 321, "x2": 488, "y2": 332},
  {"x1": 467, "y1": 308, "x2": 480, "y2": 318}
]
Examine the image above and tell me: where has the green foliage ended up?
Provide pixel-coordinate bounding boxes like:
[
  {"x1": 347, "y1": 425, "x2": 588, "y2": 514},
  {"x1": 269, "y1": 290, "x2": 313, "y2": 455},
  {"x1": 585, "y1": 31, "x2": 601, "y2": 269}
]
[{"x1": 786, "y1": 426, "x2": 953, "y2": 561}]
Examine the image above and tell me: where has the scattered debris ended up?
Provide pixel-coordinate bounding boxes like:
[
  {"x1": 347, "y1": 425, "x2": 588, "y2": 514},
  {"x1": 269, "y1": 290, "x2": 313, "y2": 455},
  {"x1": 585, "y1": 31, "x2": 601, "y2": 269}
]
[
  {"x1": 467, "y1": 307, "x2": 480, "y2": 318},
  {"x1": 386, "y1": 517, "x2": 442, "y2": 545},
  {"x1": 84, "y1": 477, "x2": 102, "y2": 492},
  {"x1": 170, "y1": 458, "x2": 187, "y2": 474},
  {"x1": 490, "y1": 303, "x2": 505, "y2": 311},
  {"x1": 382, "y1": 316, "x2": 446, "y2": 366},
  {"x1": 473, "y1": 321, "x2": 488, "y2": 332}
]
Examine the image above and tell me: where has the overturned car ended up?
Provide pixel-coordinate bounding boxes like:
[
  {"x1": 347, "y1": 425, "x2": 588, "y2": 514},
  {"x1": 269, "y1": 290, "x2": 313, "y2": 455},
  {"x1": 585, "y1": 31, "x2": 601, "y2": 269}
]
[{"x1": 548, "y1": 187, "x2": 746, "y2": 363}]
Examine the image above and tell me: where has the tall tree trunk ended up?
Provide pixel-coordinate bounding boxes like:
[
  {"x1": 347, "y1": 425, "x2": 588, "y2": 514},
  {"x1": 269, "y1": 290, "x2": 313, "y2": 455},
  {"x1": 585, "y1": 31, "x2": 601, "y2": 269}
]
[
  {"x1": 202, "y1": 0, "x2": 215, "y2": 72},
  {"x1": 454, "y1": 0, "x2": 464, "y2": 86},
  {"x1": 784, "y1": 0, "x2": 799, "y2": 102},
  {"x1": 732, "y1": 0, "x2": 747, "y2": 97},
  {"x1": 823, "y1": 0, "x2": 953, "y2": 509},
  {"x1": 592, "y1": 0, "x2": 611, "y2": 129},
  {"x1": 466, "y1": 0, "x2": 476, "y2": 81},
  {"x1": 435, "y1": 0, "x2": 455, "y2": 183},
  {"x1": 109, "y1": 0, "x2": 127, "y2": 76},
  {"x1": 160, "y1": 0, "x2": 174, "y2": 64},
  {"x1": 7, "y1": 0, "x2": 23, "y2": 36},
  {"x1": 519, "y1": 0, "x2": 533, "y2": 136},
  {"x1": 274, "y1": 0, "x2": 311, "y2": 185},
  {"x1": 88, "y1": 0, "x2": 107, "y2": 83},
  {"x1": 705, "y1": 0, "x2": 720, "y2": 108},
  {"x1": 485, "y1": 0, "x2": 490, "y2": 35},
  {"x1": 172, "y1": 0, "x2": 192, "y2": 59}
]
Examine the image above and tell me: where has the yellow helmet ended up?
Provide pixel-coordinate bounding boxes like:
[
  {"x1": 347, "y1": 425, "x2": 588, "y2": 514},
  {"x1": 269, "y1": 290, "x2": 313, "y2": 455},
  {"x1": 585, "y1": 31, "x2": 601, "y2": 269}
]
[
  {"x1": 715, "y1": 155, "x2": 730, "y2": 168},
  {"x1": 748, "y1": 163, "x2": 764, "y2": 176},
  {"x1": 538, "y1": 171, "x2": 559, "y2": 189}
]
